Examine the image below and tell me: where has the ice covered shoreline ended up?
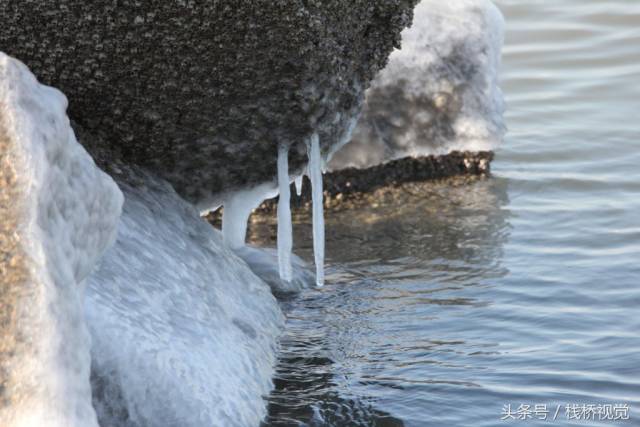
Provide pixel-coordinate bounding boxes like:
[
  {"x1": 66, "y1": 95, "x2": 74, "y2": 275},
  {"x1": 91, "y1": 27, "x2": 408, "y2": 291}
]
[
  {"x1": 0, "y1": 53, "x2": 122, "y2": 427},
  {"x1": 0, "y1": 0, "x2": 504, "y2": 425}
]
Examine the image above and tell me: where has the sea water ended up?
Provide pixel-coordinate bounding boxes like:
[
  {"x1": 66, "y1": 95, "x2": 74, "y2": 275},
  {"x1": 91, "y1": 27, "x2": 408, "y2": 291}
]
[{"x1": 258, "y1": 1, "x2": 640, "y2": 425}]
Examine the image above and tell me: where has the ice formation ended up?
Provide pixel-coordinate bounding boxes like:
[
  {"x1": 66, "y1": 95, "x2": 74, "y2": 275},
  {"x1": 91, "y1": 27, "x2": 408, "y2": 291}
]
[
  {"x1": 0, "y1": 53, "x2": 123, "y2": 427},
  {"x1": 86, "y1": 172, "x2": 284, "y2": 427},
  {"x1": 234, "y1": 246, "x2": 315, "y2": 297},
  {"x1": 325, "y1": 116, "x2": 360, "y2": 166},
  {"x1": 277, "y1": 145, "x2": 293, "y2": 282},
  {"x1": 3, "y1": 1, "x2": 487, "y2": 424},
  {"x1": 222, "y1": 183, "x2": 277, "y2": 249},
  {"x1": 295, "y1": 174, "x2": 304, "y2": 196},
  {"x1": 330, "y1": 0, "x2": 505, "y2": 169},
  {"x1": 307, "y1": 134, "x2": 326, "y2": 287}
]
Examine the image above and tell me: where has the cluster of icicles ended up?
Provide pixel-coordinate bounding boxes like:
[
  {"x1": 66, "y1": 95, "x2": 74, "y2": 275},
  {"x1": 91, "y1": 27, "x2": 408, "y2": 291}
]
[{"x1": 221, "y1": 135, "x2": 325, "y2": 287}]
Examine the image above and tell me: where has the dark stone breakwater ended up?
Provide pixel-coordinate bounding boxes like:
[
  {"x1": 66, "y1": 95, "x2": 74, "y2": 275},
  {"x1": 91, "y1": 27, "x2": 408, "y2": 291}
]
[{"x1": 206, "y1": 150, "x2": 493, "y2": 224}]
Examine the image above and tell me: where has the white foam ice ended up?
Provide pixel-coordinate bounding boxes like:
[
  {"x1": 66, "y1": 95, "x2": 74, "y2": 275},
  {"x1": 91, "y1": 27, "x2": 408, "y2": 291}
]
[
  {"x1": 0, "y1": 53, "x2": 123, "y2": 427},
  {"x1": 307, "y1": 134, "x2": 325, "y2": 287},
  {"x1": 330, "y1": 0, "x2": 506, "y2": 169},
  {"x1": 277, "y1": 145, "x2": 293, "y2": 282},
  {"x1": 85, "y1": 172, "x2": 284, "y2": 427}
]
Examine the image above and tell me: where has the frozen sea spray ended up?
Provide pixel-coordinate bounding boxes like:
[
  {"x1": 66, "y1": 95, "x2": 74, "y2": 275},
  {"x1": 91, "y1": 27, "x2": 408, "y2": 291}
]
[
  {"x1": 0, "y1": 53, "x2": 123, "y2": 427},
  {"x1": 86, "y1": 171, "x2": 284, "y2": 427},
  {"x1": 221, "y1": 183, "x2": 278, "y2": 249},
  {"x1": 331, "y1": 0, "x2": 505, "y2": 169}
]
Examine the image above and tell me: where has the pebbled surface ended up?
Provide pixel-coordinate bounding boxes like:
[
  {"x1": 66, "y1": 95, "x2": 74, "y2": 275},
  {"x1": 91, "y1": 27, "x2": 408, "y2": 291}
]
[{"x1": 0, "y1": 0, "x2": 417, "y2": 207}]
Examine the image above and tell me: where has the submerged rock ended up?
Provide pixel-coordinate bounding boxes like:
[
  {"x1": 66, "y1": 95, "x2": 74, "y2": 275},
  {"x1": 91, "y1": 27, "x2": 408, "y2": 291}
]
[
  {"x1": 0, "y1": 53, "x2": 122, "y2": 427},
  {"x1": 321, "y1": 151, "x2": 494, "y2": 200},
  {"x1": 331, "y1": 0, "x2": 505, "y2": 169},
  {"x1": 236, "y1": 151, "x2": 494, "y2": 216},
  {"x1": 0, "y1": 0, "x2": 418, "y2": 208}
]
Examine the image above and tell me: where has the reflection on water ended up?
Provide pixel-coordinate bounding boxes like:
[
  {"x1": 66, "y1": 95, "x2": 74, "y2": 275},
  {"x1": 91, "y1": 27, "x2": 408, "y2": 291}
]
[
  {"x1": 253, "y1": 177, "x2": 513, "y2": 426},
  {"x1": 256, "y1": 0, "x2": 640, "y2": 424}
]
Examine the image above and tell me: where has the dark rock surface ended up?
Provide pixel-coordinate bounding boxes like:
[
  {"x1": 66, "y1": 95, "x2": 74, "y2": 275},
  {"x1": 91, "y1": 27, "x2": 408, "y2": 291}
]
[
  {"x1": 1, "y1": 0, "x2": 417, "y2": 207},
  {"x1": 318, "y1": 150, "x2": 494, "y2": 201},
  {"x1": 206, "y1": 150, "x2": 494, "y2": 220}
]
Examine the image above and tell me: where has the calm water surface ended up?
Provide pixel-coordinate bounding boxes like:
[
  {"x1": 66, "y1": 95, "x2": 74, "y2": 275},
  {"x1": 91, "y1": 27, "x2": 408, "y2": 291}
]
[{"x1": 260, "y1": 1, "x2": 640, "y2": 425}]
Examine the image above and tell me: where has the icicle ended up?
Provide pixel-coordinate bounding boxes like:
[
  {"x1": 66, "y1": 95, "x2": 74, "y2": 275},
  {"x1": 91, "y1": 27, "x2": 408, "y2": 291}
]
[
  {"x1": 222, "y1": 183, "x2": 277, "y2": 249},
  {"x1": 307, "y1": 133, "x2": 325, "y2": 287},
  {"x1": 277, "y1": 145, "x2": 293, "y2": 282},
  {"x1": 222, "y1": 196, "x2": 253, "y2": 250},
  {"x1": 294, "y1": 175, "x2": 303, "y2": 196}
]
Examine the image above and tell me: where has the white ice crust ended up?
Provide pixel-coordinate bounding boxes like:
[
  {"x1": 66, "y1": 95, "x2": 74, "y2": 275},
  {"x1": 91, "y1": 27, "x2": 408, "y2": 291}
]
[
  {"x1": 330, "y1": 0, "x2": 505, "y2": 169},
  {"x1": 0, "y1": 52, "x2": 123, "y2": 427},
  {"x1": 85, "y1": 172, "x2": 284, "y2": 427},
  {"x1": 222, "y1": 182, "x2": 278, "y2": 249}
]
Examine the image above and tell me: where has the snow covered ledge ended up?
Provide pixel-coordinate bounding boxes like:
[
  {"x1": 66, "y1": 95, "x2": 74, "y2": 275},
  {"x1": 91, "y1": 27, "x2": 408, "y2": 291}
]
[{"x1": 0, "y1": 53, "x2": 123, "y2": 426}]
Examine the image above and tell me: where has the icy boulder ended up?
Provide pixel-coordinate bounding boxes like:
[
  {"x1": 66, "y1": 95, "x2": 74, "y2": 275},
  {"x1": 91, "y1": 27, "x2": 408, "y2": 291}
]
[
  {"x1": 330, "y1": 0, "x2": 506, "y2": 169},
  {"x1": 1, "y1": 0, "x2": 418, "y2": 207},
  {"x1": 0, "y1": 53, "x2": 123, "y2": 427},
  {"x1": 85, "y1": 170, "x2": 284, "y2": 427}
]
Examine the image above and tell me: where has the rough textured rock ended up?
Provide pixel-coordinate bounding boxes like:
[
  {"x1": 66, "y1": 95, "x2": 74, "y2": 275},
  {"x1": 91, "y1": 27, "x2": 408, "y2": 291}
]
[
  {"x1": 0, "y1": 0, "x2": 418, "y2": 208},
  {"x1": 0, "y1": 53, "x2": 122, "y2": 427},
  {"x1": 318, "y1": 151, "x2": 494, "y2": 201},
  {"x1": 330, "y1": 0, "x2": 505, "y2": 169},
  {"x1": 206, "y1": 151, "x2": 494, "y2": 219}
]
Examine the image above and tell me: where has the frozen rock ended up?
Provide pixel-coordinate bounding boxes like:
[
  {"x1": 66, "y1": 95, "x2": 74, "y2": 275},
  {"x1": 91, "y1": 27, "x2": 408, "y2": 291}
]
[
  {"x1": 331, "y1": 0, "x2": 505, "y2": 169},
  {"x1": 0, "y1": 53, "x2": 123, "y2": 427},
  {"x1": 1, "y1": 0, "x2": 418, "y2": 207},
  {"x1": 85, "y1": 170, "x2": 284, "y2": 427}
]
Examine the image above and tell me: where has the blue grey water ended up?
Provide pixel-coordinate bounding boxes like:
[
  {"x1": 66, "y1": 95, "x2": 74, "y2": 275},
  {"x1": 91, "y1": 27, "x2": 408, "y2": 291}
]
[{"x1": 261, "y1": 1, "x2": 640, "y2": 425}]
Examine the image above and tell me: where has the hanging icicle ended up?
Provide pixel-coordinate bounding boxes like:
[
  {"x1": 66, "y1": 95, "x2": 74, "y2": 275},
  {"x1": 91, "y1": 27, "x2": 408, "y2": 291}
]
[
  {"x1": 222, "y1": 183, "x2": 277, "y2": 249},
  {"x1": 307, "y1": 133, "x2": 325, "y2": 287},
  {"x1": 294, "y1": 175, "x2": 303, "y2": 196},
  {"x1": 277, "y1": 145, "x2": 293, "y2": 282}
]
